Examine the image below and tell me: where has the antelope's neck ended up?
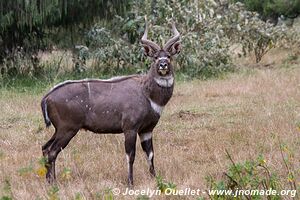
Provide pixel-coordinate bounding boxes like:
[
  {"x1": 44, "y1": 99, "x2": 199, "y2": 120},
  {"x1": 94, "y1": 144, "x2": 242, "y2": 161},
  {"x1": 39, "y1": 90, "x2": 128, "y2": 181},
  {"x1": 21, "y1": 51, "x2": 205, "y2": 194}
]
[{"x1": 143, "y1": 74, "x2": 174, "y2": 107}]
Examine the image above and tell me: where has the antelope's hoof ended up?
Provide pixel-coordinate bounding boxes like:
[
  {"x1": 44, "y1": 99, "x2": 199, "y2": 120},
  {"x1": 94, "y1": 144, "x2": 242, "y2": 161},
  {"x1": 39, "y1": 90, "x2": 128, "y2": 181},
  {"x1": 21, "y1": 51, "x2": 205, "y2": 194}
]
[
  {"x1": 46, "y1": 174, "x2": 56, "y2": 184},
  {"x1": 128, "y1": 180, "x2": 134, "y2": 188},
  {"x1": 150, "y1": 168, "x2": 156, "y2": 177}
]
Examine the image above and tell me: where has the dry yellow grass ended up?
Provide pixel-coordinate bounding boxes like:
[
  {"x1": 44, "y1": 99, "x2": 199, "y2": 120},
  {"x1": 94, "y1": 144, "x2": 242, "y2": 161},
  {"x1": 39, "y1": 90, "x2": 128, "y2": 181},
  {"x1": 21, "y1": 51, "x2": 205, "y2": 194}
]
[{"x1": 0, "y1": 64, "x2": 299, "y2": 199}]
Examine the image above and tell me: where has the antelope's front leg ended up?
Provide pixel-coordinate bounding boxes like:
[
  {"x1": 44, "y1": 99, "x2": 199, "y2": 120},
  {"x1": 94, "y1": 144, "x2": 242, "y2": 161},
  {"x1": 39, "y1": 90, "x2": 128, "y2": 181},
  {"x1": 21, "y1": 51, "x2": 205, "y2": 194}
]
[
  {"x1": 139, "y1": 132, "x2": 156, "y2": 177},
  {"x1": 124, "y1": 130, "x2": 137, "y2": 186}
]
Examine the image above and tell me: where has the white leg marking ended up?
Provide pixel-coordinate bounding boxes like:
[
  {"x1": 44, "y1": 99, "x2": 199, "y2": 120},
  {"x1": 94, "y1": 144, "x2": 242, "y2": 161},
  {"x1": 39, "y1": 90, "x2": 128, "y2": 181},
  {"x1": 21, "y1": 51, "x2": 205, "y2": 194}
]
[
  {"x1": 149, "y1": 99, "x2": 164, "y2": 115},
  {"x1": 126, "y1": 154, "x2": 130, "y2": 172},
  {"x1": 140, "y1": 132, "x2": 152, "y2": 142},
  {"x1": 147, "y1": 151, "x2": 154, "y2": 166}
]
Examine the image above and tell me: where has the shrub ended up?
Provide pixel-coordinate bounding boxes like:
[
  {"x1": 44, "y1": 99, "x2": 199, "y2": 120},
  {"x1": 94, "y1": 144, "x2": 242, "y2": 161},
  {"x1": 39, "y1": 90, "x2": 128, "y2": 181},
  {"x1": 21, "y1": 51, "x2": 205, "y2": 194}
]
[
  {"x1": 82, "y1": 0, "x2": 287, "y2": 79},
  {"x1": 234, "y1": 0, "x2": 300, "y2": 20},
  {"x1": 1, "y1": 179, "x2": 12, "y2": 200},
  {"x1": 156, "y1": 175, "x2": 177, "y2": 194},
  {"x1": 0, "y1": 0, "x2": 294, "y2": 83},
  {"x1": 206, "y1": 149, "x2": 298, "y2": 199},
  {"x1": 77, "y1": 0, "x2": 235, "y2": 79}
]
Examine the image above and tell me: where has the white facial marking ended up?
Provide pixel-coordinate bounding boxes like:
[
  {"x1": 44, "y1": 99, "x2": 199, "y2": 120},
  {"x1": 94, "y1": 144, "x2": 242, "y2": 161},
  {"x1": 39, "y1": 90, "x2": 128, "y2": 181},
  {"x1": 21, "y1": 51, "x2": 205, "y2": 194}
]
[
  {"x1": 149, "y1": 99, "x2": 164, "y2": 115},
  {"x1": 154, "y1": 75, "x2": 174, "y2": 87},
  {"x1": 140, "y1": 132, "x2": 152, "y2": 142},
  {"x1": 158, "y1": 57, "x2": 168, "y2": 60},
  {"x1": 65, "y1": 99, "x2": 68, "y2": 102}
]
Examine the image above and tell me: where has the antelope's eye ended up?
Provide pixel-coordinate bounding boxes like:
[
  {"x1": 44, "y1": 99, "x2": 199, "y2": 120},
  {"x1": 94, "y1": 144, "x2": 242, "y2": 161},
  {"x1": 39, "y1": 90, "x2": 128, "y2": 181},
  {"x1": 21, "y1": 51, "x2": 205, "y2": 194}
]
[
  {"x1": 167, "y1": 55, "x2": 171, "y2": 58},
  {"x1": 154, "y1": 56, "x2": 158, "y2": 60}
]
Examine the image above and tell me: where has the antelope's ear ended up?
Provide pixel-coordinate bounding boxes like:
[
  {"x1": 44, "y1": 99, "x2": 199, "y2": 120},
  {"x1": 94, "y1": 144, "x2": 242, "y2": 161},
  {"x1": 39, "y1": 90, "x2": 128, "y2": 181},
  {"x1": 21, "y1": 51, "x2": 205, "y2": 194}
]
[
  {"x1": 168, "y1": 41, "x2": 181, "y2": 56},
  {"x1": 142, "y1": 45, "x2": 156, "y2": 58}
]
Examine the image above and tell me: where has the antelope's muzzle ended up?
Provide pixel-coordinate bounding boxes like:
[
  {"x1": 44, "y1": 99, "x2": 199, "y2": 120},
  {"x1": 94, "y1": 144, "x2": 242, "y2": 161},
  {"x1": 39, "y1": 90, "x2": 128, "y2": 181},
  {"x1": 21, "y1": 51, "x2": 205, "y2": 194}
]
[{"x1": 158, "y1": 61, "x2": 169, "y2": 75}]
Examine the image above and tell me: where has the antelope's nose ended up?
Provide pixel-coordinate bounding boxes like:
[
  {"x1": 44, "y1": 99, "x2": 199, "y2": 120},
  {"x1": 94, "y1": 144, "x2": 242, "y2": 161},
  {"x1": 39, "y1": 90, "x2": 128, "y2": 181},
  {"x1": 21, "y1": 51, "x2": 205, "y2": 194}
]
[{"x1": 159, "y1": 62, "x2": 168, "y2": 69}]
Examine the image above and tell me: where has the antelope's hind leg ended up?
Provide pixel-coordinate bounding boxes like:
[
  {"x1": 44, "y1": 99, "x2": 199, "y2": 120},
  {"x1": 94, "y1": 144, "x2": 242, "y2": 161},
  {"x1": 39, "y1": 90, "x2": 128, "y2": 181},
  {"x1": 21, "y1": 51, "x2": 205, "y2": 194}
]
[
  {"x1": 139, "y1": 132, "x2": 156, "y2": 177},
  {"x1": 42, "y1": 130, "x2": 57, "y2": 157},
  {"x1": 124, "y1": 130, "x2": 137, "y2": 186},
  {"x1": 42, "y1": 128, "x2": 79, "y2": 183}
]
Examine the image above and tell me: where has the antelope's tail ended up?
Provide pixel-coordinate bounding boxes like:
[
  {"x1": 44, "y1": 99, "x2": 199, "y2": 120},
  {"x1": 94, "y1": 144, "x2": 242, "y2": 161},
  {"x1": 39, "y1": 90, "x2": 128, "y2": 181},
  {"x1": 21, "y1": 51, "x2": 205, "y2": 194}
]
[{"x1": 41, "y1": 97, "x2": 51, "y2": 127}]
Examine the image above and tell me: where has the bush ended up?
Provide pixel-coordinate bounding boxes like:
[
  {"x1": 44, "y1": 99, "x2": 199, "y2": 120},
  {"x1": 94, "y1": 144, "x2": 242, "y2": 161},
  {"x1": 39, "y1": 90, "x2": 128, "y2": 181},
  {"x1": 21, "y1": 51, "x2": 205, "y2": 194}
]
[
  {"x1": 81, "y1": 0, "x2": 287, "y2": 79},
  {"x1": 206, "y1": 149, "x2": 298, "y2": 199},
  {"x1": 0, "y1": 0, "x2": 130, "y2": 62},
  {"x1": 0, "y1": 0, "x2": 294, "y2": 84},
  {"x1": 234, "y1": 0, "x2": 300, "y2": 21},
  {"x1": 74, "y1": 0, "x2": 235, "y2": 79}
]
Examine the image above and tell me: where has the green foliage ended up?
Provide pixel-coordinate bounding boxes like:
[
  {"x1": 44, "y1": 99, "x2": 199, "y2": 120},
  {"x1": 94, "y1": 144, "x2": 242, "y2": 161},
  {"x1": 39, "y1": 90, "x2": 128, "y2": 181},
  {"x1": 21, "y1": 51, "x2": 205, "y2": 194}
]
[
  {"x1": 48, "y1": 185, "x2": 60, "y2": 200},
  {"x1": 74, "y1": 193, "x2": 84, "y2": 200},
  {"x1": 234, "y1": 0, "x2": 300, "y2": 20},
  {"x1": 85, "y1": 26, "x2": 143, "y2": 75},
  {"x1": 156, "y1": 175, "x2": 177, "y2": 194},
  {"x1": 0, "y1": 0, "x2": 296, "y2": 84},
  {"x1": 279, "y1": 143, "x2": 298, "y2": 192},
  {"x1": 1, "y1": 179, "x2": 12, "y2": 200},
  {"x1": 94, "y1": 188, "x2": 116, "y2": 200},
  {"x1": 77, "y1": 0, "x2": 236, "y2": 79},
  {"x1": 222, "y1": 3, "x2": 286, "y2": 63},
  {"x1": 60, "y1": 167, "x2": 72, "y2": 180},
  {"x1": 103, "y1": 188, "x2": 114, "y2": 200},
  {"x1": 206, "y1": 149, "x2": 298, "y2": 199},
  {"x1": 0, "y1": 196, "x2": 12, "y2": 200},
  {"x1": 81, "y1": 0, "x2": 288, "y2": 79},
  {"x1": 136, "y1": 195, "x2": 150, "y2": 200},
  {"x1": 18, "y1": 162, "x2": 34, "y2": 176},
  {"x1": 206, "y1": 157, "x2": 280, "y2": 199},
  {"x1": 0, "y1": 0, "x2": 130, "y2": 63}
]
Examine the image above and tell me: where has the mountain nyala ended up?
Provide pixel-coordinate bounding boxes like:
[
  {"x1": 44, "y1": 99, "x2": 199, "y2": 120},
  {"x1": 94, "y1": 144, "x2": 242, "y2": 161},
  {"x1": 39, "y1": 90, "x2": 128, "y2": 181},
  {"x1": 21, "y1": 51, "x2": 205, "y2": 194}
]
[{"x1": 41, "y1": 20, "x2": 181, "y2": 186}]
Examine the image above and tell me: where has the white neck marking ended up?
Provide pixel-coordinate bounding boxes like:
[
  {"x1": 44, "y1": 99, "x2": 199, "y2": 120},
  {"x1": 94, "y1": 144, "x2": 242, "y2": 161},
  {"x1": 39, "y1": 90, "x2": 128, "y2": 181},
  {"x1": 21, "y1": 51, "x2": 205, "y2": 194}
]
[
  {"x1": 149, "y1": 99, "x2": 164, "y2": 115},
  {"x1": 154, "y1": 75, "x2": 174, "y2": 87}
]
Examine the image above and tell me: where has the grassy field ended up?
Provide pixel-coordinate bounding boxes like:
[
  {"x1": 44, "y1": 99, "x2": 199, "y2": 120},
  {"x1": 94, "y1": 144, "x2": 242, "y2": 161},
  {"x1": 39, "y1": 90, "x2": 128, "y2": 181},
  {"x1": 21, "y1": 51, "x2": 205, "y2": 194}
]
[{"x1": 0, "y1": 52, "x2": 299, "y2": 199}]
